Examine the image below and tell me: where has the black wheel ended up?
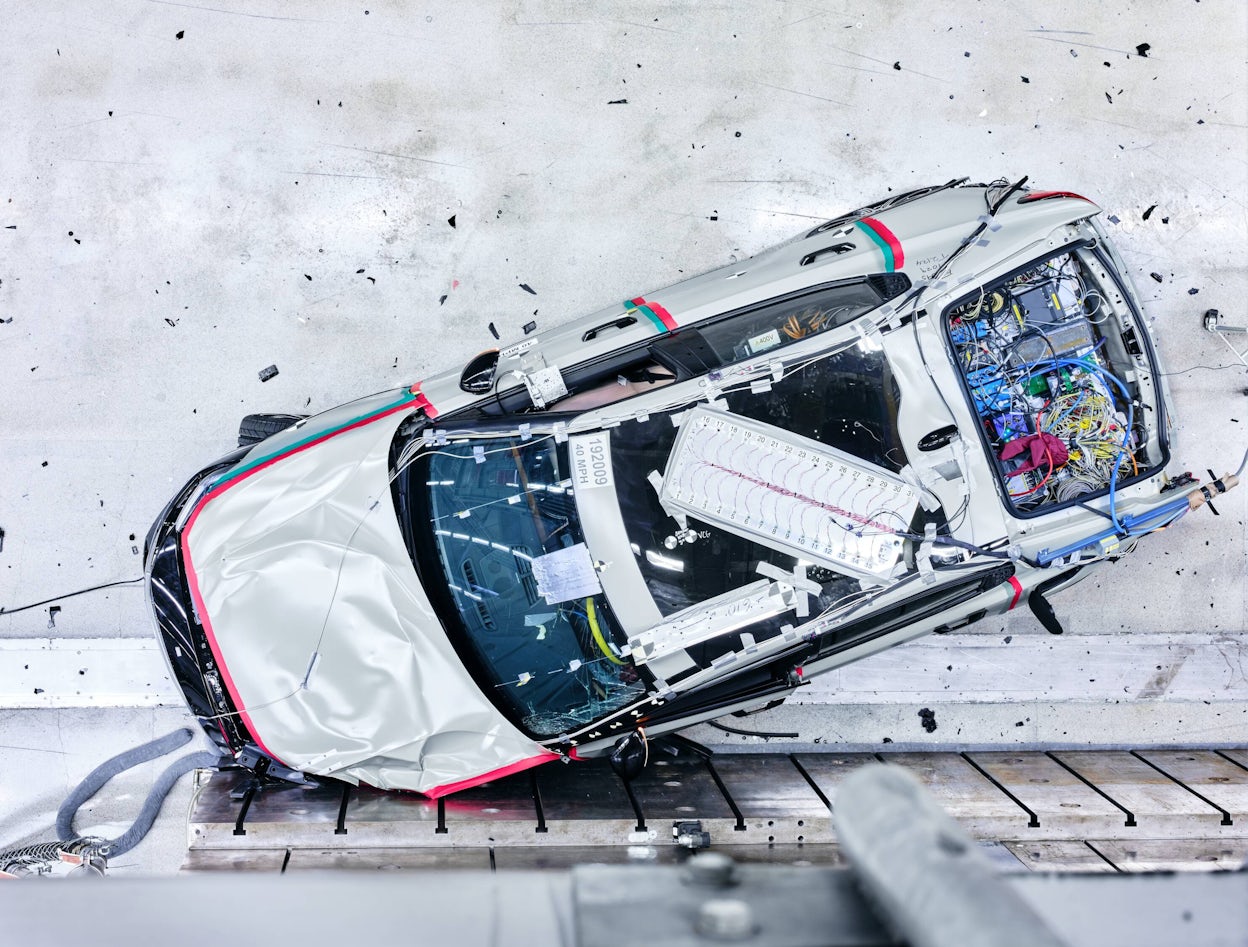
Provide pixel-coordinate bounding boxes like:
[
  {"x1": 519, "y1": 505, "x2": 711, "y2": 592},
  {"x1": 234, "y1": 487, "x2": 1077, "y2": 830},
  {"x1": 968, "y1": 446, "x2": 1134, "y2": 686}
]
[{"x1": 237, "y1": 413, "x2": 307, "y2": 447}]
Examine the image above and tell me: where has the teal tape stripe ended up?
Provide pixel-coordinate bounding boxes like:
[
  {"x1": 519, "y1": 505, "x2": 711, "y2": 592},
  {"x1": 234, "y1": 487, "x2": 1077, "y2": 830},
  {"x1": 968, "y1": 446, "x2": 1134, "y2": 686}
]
[
  {"x1": 626, "y1": 301, "x2": 669, "y2": 334},
  {"x1": 211, "y1": 390, "x2": 417, "y2": 490},
  {"x1": 854, "y1": 220, "x2": 895, "y2": 272}
]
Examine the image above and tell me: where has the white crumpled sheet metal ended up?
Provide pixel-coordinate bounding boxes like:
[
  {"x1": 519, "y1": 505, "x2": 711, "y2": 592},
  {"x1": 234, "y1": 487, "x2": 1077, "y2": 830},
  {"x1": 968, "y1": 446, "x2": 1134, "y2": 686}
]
[{"x1": 181, "y1": 388, "x2": 553, "y2": 796}]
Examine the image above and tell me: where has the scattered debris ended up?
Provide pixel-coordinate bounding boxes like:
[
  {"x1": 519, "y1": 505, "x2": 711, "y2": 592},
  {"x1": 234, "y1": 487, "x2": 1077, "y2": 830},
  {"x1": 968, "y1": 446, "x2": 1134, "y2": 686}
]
[
  {"x1": 918, "y1": 707, "x2": 937, "y2": 733},
  {"x1": 163, "y1": 318, "x2": 178, "y2": 327},
  {"x1": 708, "y1": 212, "x2": 719, "y2": 221},
  {"x1": 1149, "y1": 272, "x2": 1163, "y2": 283},
  {"x1": 519, "y1": 283, "x2": 536, "y2": 295},
  {"x1": 0, "y1": 317, "x2": 12, "y2": 324},
  {"x1": 522, "y1": 320, "x2": 537, "y2": 335},
  {"x1": 447, "y1": 214, "x2": 456, "y2": 228},
  {"x1": 258, "y1": 364, "x2": 279, "y2": 382},
  {"x1": 47, "y1": 605, "x2": 61, "y2": 629},
  {"x1": 1135, "y1": 42, "x2": 1151, "y2": 57},
  {"x1": 69, "y1": 230, "x2": 80, "y2": 244},
  {"x1": 607, "y1": 98, "x2": 628, "y2": 105},
  {"x1": 488, "y1": 322, "x2": 499, "y2": 340}
]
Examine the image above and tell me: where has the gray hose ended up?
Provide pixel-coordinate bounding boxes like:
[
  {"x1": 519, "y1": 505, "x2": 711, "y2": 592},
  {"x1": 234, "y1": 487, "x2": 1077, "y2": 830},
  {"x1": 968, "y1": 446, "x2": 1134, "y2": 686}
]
[{"x1": 56, "y1": 727, "x2": 225, "y2": 857}]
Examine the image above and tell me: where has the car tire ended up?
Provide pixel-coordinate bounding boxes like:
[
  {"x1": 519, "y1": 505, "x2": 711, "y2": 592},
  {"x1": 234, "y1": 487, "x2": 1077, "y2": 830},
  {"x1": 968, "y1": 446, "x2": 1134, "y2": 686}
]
[{"x1": 237, "y1": 413, "x2": 307, "y2": 447}]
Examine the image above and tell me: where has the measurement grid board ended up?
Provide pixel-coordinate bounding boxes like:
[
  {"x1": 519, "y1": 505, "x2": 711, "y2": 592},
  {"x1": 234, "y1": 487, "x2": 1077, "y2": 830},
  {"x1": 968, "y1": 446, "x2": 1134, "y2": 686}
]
[{"x1": 660, "y1": 407, "x2": 917, "y2": 582}]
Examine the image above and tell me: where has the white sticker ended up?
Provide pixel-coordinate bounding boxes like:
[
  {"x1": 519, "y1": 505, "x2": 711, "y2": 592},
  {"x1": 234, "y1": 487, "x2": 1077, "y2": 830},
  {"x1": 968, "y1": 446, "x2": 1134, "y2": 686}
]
[
  {"x1": 501, "y1": 338, "x2": 538, "y2": 359},
  {"x1": 746, "y1": 328, "x2": 781, "y2": 354},
  {"x1": 530, "y1": 543, "x2": 603, "y2": 604},
  {"x1": 570, "y1": 431, "x2": 614, "y2": 490}
]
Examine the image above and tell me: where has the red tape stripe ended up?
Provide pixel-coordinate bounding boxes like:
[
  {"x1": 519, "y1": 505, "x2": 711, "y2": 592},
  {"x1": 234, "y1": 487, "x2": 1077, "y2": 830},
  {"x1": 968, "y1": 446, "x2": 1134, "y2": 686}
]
[
  {"x1": 860, "y1": 216, "x2": 905, "y2": 269},
  {"x1": 423, "y1": 752, "x2": 559, "y2": 798},
  {"x1": 1007, "y1": 576, "x2": 1023, "y2": 610}
]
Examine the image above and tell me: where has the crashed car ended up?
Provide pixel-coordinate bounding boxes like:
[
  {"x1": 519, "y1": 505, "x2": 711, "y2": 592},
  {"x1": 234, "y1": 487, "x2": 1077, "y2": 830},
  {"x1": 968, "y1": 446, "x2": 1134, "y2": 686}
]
[{"x1": 146, "y1": 178, "x2": 1240, "y2": 796}]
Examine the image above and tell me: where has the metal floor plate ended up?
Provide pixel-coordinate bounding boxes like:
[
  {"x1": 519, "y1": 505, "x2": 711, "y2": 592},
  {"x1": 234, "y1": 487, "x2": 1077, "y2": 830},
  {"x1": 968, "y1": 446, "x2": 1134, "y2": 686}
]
[{"x1": 184, "y1": 747, "x2": 1248, "y2": 873}]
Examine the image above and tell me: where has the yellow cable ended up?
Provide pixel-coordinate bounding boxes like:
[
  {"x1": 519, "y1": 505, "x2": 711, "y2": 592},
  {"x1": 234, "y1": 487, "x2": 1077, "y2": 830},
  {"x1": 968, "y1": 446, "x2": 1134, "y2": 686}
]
[{"x1": 586, "y1": 598, "x2": 624, "y2": 665}]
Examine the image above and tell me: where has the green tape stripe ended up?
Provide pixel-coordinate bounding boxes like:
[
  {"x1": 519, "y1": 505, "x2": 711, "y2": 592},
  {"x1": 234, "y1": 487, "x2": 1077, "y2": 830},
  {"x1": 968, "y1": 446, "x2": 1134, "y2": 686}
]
[
  {"x1": 212, "y1": 390, "x2": 418, "y2": 490},
  {"x1": 854, "y1": 220, "x2": 895, "y2": 271},
  {"x1": 626, "y1": 301, "x2": 670, "y2": 334}
]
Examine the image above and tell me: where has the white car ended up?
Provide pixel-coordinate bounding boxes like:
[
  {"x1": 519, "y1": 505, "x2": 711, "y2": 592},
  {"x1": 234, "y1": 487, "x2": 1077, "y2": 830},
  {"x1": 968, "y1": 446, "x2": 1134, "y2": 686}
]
[{"x1": 146, "y1": 178, "x2": 1238, "y2": 795}]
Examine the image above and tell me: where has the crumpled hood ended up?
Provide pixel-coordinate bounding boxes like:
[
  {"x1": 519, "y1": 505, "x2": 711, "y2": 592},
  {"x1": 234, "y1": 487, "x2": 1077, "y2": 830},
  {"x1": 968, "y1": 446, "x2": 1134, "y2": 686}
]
[{"x1": 180, "y1": 388, "x2": 553, "y2": 795}]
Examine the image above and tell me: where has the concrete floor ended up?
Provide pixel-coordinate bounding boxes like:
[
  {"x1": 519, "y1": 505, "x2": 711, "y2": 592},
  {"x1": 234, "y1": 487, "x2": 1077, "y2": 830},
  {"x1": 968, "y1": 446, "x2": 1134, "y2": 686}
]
[{"x1": 1, "y1": 1, "x2": 1246, "y2": 875}]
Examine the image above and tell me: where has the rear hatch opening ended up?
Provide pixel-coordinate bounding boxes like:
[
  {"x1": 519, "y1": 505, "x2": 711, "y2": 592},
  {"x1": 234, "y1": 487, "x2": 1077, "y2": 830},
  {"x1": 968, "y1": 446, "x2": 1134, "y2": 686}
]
[{"x1": 943, "y1": 243, "x2": 1162, "y2": 517}]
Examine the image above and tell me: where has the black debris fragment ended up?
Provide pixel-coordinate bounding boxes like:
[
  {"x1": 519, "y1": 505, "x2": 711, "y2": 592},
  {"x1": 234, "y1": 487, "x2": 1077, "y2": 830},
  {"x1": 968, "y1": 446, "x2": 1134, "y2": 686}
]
[
  {"x1": 47, "y1": 605, "x2": 61, "y2": 629},
  {"x1": 1107, "y1": 214, "x2": 1120, "y2": 224},
  {"x1": 1135, "y1": 42, "x2": 1151, "y2": 57},
  {"x1": 1021, "y1": 76, "x2": 1030, "y2": 83},
  {"x1": 164, "y1": 318, "x2": 178, "y2": 327},
  {"x1": 258, "y1": 364, "x2": 279, "y2": 382},
  {"x1": 519, "y1": 283, "x2": 536, "y2": 295},
  {"x1": 447, "y1": 214, "x2": 456, "y2": 228},
  {"x1": 607, "y1": 98, "x2": 628, "y2": 105},
  {"x1": 304, "y1": 274, "x2": 312, "y2": 281},
  {"x1": 734, "y1": 131, "x2": 741, "y2": 137},
  {"x1": 41, "y1": 460, "x2": 47, "y2": 467},
  {"x1": 69, "y1": 231, "x2": 80, "y2": 244},
  {"x1": 488, "y1": 322, "x2": 499, "y2": 340},
  {"x1": 1149, "y1": 272, "x2": 1164, "y2": 283},
  {"x1": 1161, "y1": 216, "x2": 1169, "y2": 224},
  {"x1": 4, "y1": 225, "x2": 15, "y2": 229},
  {"x1": 1004, "y1": 635, "x2": 1012, "y2": 644},
  {"x1": 356, "y1": 268, "x2": 365, "y2": 274},
  {"x1": 1105, "y1": 92, "x2": 1113, "y2": 104},
  {"x1": 33, "y1": 688, "x2": 44, "y2": 695},
  {"x1": 0, "y1": 317, "x2": 12, "y2": 324},
  {"x1": 1014, "y1": 720, "x2": 1025, "y2": 727},
  {"x1": 1188, "y1": 288, "x2": 1200, "y2": 295},
  {"x1": 1142, "y1": 204, "x2": 1156, "y2": 220},
  {"x1": 438, "y1": 294, "x2": 447, "y2": 306},
  {"x1": 367, "y1": 276, "x2": 375, "y2": 283},
  {"x1": 918, "y1": 707, "x2": 937, "y2": 733},
  {"x1": 522, "y1": 320, "x2": 537, "y2": 335},
  {"x1": 882, "y1": 737, "x2": 893, "y2": 744},
  {"x1": 175, "y1": 29, "x2": 185, "y2": 39},
  {"x1": 0, "y1": 527, "x2": 5, "y2": 553},
  {"x1": 892, "y1": 61, "x2": 901, "y2": 70}
]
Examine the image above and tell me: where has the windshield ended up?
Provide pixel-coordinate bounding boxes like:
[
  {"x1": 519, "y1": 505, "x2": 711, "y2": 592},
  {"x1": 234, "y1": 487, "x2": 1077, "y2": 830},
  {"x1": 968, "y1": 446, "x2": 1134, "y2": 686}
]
[{"x1": 406, "y1": 435, "x2": 646, "y2": 737}]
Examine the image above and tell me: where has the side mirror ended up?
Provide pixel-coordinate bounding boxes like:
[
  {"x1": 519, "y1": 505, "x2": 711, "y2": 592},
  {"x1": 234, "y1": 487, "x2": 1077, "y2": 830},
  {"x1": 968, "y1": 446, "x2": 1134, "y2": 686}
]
[
  {"x1": 459, "y1": 349, "x2": 500, "y2": 394},
  {"x1": 609, "y1": 731, "x2": 649, "y2": 782}
]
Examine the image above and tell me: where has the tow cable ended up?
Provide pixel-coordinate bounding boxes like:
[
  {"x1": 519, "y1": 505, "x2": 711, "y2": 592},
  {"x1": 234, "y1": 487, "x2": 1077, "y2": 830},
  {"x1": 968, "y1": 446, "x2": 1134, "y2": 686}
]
[{"x1": 0, "y1": 728, "x2": 224, "y2": 878}]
